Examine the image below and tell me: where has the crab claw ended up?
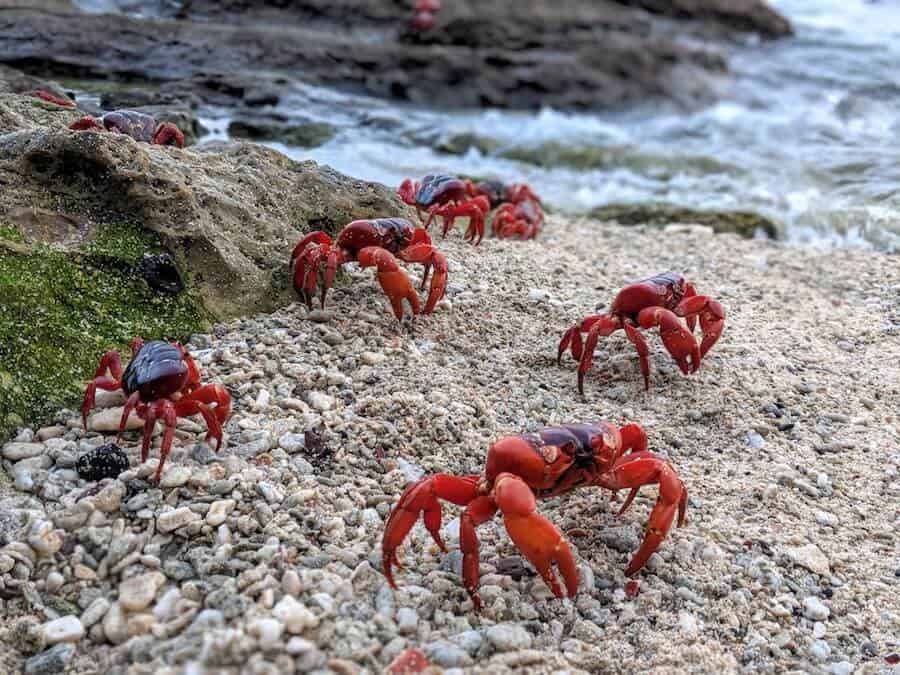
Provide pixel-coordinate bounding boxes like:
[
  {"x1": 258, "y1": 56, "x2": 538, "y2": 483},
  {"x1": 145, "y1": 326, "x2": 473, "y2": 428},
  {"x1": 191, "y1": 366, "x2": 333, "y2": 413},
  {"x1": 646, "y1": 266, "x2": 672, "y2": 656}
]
[
  {"x1": 637, "y1": 307, "x2": 700, "y2": 374},
  {"x1": 357, "y1": 247, "x2": 420, "y2": 322},
  {"x1": 674, "y1": 293, "x2": 726, "y2": 360},
  {"x1": 397, "y1": 231, "x2": 448, "y2": 314},
  {"x1": 495, "y1": 473, "x2": 580, "y2": 599}
]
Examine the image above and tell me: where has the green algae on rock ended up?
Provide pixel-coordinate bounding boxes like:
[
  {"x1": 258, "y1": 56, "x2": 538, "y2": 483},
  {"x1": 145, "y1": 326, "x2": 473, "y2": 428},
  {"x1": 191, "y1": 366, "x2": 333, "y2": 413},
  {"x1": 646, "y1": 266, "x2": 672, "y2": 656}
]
[
  {"x1": 0, "y1": 224, "x2": 208, "y2": 442},
  {"x1": 588, "y1": 202, "x2": 779, "y2": 239}
]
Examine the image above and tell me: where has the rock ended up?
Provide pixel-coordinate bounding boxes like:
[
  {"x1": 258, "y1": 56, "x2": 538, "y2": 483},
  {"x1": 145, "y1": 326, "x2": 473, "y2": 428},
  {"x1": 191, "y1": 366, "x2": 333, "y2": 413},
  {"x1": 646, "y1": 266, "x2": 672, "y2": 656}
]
[
  {"x1": 0, "y1": 2, "x2": 790, "y2": 111},
  {"x1": 156, "y1": 507, "x2": 201, "y2": 534},
  {"x1": 0, "y1": 123, "x2": 411, "y2": 321},
  {"x1": 228, "y1": 117, "x2": 335, "y2": 148},
  {"x1": 88, "y1": 408, "x2": 143, "y2": 432},
  {"x1": 273, "y1": 596, "x2": 319, "y2": 634},
  {"x1": 587, "y1": 203, "x2": 779, "y2": 239},
  {"x1": 785, "y1": 544, "x2": 831, "y2": 576},
  {"x1": 26, "y1": 520, "x2": 63, "y2": 557},
  {"x1": 425, "y1": 641, "x2": 473, "y2": 668},
  {"x1": 81, "y1": 598, "x2": 111, "y2": 629},
  {"x1": 306, "y1": 391, "x2": 336, "y2": 412},
  {"x1": 205, "y1": 499, "x2": 236, "y2": 526},
  {"x1": 24, "y1": 644, "x2": 75, "y2": 675},
  {"x1": 42, "y1": 616, "x2": 84, "y2": 645},
  {"x1": 250, "y1": 618, "x2": 284, "y2": 647},
  {"x1": 118, "y1": 572, "x2": 166, "y2": 612},
  {"x1": 278, "y1": 432, "x2": 306, "y2": 453},
  {"x1": 102, "y1": 602, "x2": 129, "y2": 645},
  {"x1": 802, "y1": 596, "x2": 831, "y2": 621},
  {"x1": 159, "y1": 465, "x2": 192, "y2": 489},
  {"x1": 396, "y1": 607, "x2": 418, "y2": 635},
  {"x1": 486, "y1": 624, "x2": 532, "y2": 652},
  {"x1": 2, "y1": 441, "x2": 44, "y2": 460}
]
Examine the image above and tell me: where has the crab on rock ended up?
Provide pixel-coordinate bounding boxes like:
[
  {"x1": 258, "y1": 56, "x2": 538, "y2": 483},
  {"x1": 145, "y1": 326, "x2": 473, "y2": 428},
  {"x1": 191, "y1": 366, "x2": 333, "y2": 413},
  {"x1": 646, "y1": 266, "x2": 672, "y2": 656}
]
[
  {"x1": 383, "y1": 422, "x2": 687, "y2": 609},
  {"x1": 26, "y1": 90, "x2": 76, "y2": 108},
  {"x1": 558, "y1": 272, "x2": 725, "y2": 394},
  {"x1": 398, "y1": 174, "x2": 490, "y2": 245},
  {"x1": 81, "y1": 339, "x2": 231, "y2": 481},
  {"x1": 69, "y1": 110, "x2": 185, "y2": 147},
  {"x1": 291, "y1": 218, "x2": 448, "y2": 322}
]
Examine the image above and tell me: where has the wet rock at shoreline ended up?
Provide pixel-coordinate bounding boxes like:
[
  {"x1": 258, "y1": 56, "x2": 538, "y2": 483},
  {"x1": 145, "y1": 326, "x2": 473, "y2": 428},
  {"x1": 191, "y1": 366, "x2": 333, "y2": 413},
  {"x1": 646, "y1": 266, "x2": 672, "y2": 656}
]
[
  {"x1": 589, "y1": 202, "x2": 780, "y2": 239},
  {"x1": 0, "y1": 0, "x2": 791, "y2": 112}
]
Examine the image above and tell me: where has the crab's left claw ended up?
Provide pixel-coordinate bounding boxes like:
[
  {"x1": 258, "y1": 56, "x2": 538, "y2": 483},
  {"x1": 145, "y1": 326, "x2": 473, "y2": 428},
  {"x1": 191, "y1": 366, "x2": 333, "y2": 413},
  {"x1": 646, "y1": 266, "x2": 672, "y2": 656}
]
[{"x1": 638, "y1": 307, "x2": 700, "y2": 374}]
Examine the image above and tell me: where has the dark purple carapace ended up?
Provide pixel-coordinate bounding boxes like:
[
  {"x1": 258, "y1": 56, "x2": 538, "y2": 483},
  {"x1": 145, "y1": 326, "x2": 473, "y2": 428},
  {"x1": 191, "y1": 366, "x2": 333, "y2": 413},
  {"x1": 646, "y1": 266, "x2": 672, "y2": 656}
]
[
  {"x1": 414, "y1": 174, "x2": 468, "y2": 208},
  {"x1": 100, "y1": 111, "x2": 160, "y2": 143},
  {"x1": 121, "y1": 340, "x2": 188, "y2": 402},
  {"x1": 335, "y1": 218, "x2": 414, "y2": 257},
  {"x1": 473, "y1": 179, "x2": 506, "y2": 208}
]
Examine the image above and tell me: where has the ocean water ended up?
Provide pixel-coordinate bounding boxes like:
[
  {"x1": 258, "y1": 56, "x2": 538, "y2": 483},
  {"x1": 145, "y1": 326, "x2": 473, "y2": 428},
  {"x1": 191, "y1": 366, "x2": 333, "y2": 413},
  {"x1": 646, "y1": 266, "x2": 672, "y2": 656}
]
[{"x1": 76, "y1": 0, "x2": 900, "y2": 252}]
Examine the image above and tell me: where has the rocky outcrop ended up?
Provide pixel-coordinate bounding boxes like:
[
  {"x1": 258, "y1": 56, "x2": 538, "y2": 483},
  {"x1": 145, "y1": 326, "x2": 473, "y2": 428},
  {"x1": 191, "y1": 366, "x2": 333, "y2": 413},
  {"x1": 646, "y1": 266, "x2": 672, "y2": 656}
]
[
  {"x1": 0, "y1": 0, "x2": 791, "y2": 111},
  {"x1": 0, "y1": 91, "x2": 410, "y2": 439},
  {"x1": 589, "y1": 202, "x2": 779, "y2": 238},
  {"x1": 0, "y1": 97, "x2": 410, "y2": 317}
]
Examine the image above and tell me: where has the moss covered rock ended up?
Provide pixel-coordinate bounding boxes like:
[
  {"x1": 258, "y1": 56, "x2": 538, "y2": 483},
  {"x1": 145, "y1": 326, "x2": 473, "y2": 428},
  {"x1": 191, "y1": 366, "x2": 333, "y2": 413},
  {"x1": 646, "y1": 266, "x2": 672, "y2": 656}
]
[
  {"x1": 588, "y1": 202, "x2": 779, "y2": 239},
  {"x1": 0, "y1": 92, "x2": 411, "y2": 440}
]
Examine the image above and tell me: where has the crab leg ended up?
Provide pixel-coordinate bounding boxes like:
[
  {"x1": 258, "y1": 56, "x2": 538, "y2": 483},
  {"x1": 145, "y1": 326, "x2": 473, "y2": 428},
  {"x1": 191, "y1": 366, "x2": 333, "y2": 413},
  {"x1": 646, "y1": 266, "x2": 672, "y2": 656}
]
[
  {"x1": 142, "y1": 399, "x2": 178, "y2": 481},
  {"x1": 577, "y1": 315, "x2": 622, "y2": 395},
  {"x1": 382, "y1": 474, "x2": 481, "y2": 588},
  {"x1": 494, "y1": 472, "x2": 579, "y2": 600},
  {"x1": 622, "y1": 321, "x2": 651, "y2": 390},
  {"x1": 81, "y1": 349, "x2": 125, "y2": 427},
  {"x1": 593, "y1": 451, "x2": 687, "y2": 575},
  {"x1": 460, "y1": 496, "x2": 498, "y2": 610}
]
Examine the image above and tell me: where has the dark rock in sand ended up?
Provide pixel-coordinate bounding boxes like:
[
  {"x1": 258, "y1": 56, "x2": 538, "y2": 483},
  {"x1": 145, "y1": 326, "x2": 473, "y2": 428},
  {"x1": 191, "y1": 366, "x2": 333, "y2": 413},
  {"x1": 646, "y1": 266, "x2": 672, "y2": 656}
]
[
  {"x1": 0, "y1": 0, "x2": 791, "y2": 111},
  {"x1": 589, "y1": 202, "x2": 780, "y2": 239}
]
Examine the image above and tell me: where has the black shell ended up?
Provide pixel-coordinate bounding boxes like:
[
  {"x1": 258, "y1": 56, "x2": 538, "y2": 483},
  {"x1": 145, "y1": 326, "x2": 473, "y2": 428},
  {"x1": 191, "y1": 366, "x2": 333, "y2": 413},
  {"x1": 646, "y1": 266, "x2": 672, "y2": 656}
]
[
  {"x1": 139, "y1": 253, "x2": 185, "y2": 295},
  {"x1": 121, "y1": 340, "x2": 188, "y2": 401},
  {"x1": 415, "y1": 173, "x2": 465, "y2": 208},
  {"x1": 77, "y1": 442, "x2": 130, "y2": 481}
]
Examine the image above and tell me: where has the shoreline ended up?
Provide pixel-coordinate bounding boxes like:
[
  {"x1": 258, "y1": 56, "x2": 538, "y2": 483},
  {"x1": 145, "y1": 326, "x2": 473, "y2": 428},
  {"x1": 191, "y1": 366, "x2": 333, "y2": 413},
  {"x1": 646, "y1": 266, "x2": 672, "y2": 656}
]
[{"x1": 2, "y1": 215, "x2": 898, "y2": 673}]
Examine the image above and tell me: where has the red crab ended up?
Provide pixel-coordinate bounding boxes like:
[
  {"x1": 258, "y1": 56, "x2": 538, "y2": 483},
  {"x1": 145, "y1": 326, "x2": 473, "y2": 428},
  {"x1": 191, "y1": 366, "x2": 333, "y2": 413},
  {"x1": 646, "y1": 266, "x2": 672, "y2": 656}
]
[
  {"x1": 291, "y1": 218, "x2": 448, "y2": 322},
  {"x1": 558, "y1": 272, "x2": 725, "y2": 394},
  {"x1": 69, "y1": 110, "x2": 185, "y2": 147},
  {"x1": 26, "y1": 90, "x2": 76, "y2": 108},
  {"x1": 383, "y1": 422, "x2": 687, "y2": 610},
  {"x1": 465, "y1": 179, "x2": 545, "y2": 240},
  {"x1": 81, "y1": 338, "x2": 231, "y2": 481},
  {"x1": 412, "y1": 0, "x2": 441, "y2": 31},
  {"x1": 398, "y1": 174, "x2": 490, "y2": 245},
  {"x1": 492, "y1": 199, "x2": 544, "y2": 240}
]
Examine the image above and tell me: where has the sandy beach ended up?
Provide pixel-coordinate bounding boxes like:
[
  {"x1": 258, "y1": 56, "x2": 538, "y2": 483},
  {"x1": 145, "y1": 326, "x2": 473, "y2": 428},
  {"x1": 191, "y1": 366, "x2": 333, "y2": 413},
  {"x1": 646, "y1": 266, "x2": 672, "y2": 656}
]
[{"x1": 2, "y1": 216, "x2": 898, "y2": 673}]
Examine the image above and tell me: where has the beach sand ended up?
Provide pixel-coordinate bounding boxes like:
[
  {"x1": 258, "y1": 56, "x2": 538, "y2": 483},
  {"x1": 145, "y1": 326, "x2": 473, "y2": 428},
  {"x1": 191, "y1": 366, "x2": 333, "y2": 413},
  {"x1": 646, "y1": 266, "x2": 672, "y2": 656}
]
[{"x1": 1, "y1": 216, "x2": 898, "y2": 673}]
